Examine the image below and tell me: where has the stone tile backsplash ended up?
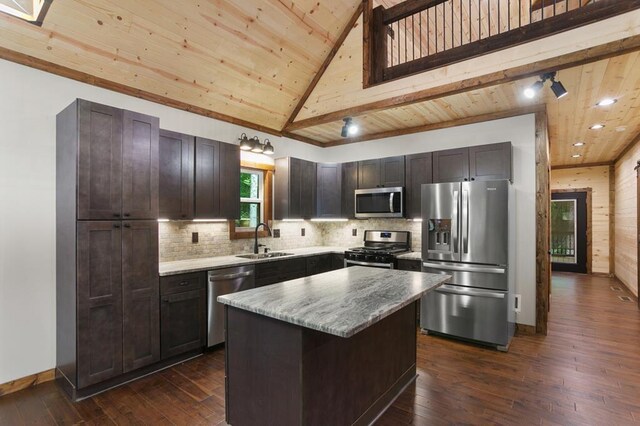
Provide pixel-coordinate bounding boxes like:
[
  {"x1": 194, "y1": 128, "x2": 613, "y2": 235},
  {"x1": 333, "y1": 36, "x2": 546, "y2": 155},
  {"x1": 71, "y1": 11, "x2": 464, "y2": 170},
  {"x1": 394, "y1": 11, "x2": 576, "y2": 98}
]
[{"x1": 159, "y1": 219, "x2": 422, "y2": 262}]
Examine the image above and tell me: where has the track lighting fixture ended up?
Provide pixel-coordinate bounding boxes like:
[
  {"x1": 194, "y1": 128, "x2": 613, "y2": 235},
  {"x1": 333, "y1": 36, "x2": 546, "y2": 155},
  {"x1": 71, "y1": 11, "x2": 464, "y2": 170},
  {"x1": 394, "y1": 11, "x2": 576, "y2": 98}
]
[
  {"x1": 523, "y1": 71, "x2": 568, "y2": 99},
  {"x1": 341, "y1": 117, "x2": 358, "y2": 138},
  {"x1": 238, "y1": 133, "x2": 274, "y2": 155}
]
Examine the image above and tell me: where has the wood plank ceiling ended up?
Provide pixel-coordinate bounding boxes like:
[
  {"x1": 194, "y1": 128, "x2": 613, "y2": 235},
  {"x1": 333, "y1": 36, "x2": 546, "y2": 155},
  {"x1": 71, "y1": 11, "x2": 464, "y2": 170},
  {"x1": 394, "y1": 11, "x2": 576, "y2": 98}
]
[
  {"x1": 0, "y1": 0, "x2": 638, "y2": 167},
  {"x1": 0, "y1": 0, "x2": 361, "y2": 132}
]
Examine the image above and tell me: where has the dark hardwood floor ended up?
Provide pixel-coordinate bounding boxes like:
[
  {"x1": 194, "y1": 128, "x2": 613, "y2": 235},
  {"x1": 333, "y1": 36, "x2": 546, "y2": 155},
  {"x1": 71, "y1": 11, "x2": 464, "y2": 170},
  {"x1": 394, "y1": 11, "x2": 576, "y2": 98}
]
[{"x1": 1, "y1": 273, "x2": 639, "y2": 425}]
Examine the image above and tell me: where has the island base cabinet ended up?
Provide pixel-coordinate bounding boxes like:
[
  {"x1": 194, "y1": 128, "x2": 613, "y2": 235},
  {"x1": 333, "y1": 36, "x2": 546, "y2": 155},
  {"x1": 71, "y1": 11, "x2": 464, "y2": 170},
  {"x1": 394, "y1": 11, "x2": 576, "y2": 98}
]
[{"x1": 225, "y1": 303, "x2": 417, "y2": 426}]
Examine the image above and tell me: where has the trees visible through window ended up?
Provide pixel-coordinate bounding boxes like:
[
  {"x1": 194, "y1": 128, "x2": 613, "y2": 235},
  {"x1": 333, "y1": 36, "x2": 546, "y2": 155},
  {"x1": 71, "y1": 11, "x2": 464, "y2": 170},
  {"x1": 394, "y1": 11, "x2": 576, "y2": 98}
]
[{"x1": 237, "y1": 169, "x2": 263, "y2": 229}]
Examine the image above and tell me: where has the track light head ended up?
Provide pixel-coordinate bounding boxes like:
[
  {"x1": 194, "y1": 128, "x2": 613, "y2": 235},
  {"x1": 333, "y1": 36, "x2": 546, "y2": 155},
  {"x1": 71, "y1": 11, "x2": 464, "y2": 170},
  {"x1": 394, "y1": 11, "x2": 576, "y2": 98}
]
[
  {"x1": 523, "y1": 71, "x2": 568, "y2": 99},
  {"x1": 550, "y1": 79, "x2": 568, "y2": 99}
]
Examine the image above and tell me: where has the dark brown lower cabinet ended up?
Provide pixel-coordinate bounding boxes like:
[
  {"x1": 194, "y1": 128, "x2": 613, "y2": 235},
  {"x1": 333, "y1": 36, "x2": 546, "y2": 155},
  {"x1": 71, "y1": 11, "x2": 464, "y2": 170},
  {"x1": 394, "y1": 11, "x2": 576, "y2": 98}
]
[
  {"x1": 306, "y1": 254, "x2": 333, "y2": 276},
  {"x1": 160, "y1": 272, "x2": 207, "y2": 359},
  {"x1": 122, "y1": 221, "x2": 160, "y2": 373},
  {"x1": 255, "y1": 258, "x2": 307, "y2": 287},
  {"x1": 331, "y1": 253, "x2": 345, "y2": 270},
  {"x1": 76, "y1": 221, "x2": 124, "y2": 388},
  {"x1": 397, "y1": 258, "x2": 421, "y2": 272}
]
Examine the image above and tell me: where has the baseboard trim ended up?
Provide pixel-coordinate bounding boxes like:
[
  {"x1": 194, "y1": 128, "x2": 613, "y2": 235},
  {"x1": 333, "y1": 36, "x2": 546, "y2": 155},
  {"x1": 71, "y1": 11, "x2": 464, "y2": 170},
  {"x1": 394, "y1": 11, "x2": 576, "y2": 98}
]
[
  {"x1": 516, "y1": 323, "x2": 536, "y2": 335},
  {"x1": 592, "y1": 272, "x2": 613, "y2": 278},
  {"x1": 614, "y1": 276, "x2": 638, "y2": 301},
  {"x1": 0, "y1": 368, "x2": 55, "y2": 397}
]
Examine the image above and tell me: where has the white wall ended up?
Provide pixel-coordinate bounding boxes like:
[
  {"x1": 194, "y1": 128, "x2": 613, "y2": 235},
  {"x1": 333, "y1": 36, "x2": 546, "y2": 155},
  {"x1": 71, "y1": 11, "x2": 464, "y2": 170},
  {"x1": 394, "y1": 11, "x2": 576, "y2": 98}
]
[
  {"x1": 0, "y1": 58, "x2": 321, "y2": 384},
  {"x1": 321, "y1": 115, "x2": 538, "y2": 327},
  {"x1": 0, "y1": 57, "x2": 537, "y2": 383}
]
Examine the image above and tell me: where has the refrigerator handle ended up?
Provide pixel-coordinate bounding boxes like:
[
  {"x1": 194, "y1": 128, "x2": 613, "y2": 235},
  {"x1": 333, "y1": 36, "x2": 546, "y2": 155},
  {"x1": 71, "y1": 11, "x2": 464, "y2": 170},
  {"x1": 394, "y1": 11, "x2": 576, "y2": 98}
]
[
  {"x1": 462, "y1": 189, "x2": 469, "y2": 254},
  {"x1": 452, "y1": 190, "x2": 459, "y2": 253}
]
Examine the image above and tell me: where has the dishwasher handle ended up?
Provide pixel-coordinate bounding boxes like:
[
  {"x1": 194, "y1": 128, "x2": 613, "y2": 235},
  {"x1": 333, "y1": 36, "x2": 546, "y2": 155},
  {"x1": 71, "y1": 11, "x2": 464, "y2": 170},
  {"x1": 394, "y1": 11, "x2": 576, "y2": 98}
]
[{"x1": 209, "y1": 270, "x2": 253, "y2": 281}]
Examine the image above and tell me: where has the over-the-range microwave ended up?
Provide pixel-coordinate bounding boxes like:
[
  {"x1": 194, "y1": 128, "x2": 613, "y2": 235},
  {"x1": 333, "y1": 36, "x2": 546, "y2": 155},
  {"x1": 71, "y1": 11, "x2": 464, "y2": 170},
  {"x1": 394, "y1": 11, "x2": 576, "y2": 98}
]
[{"x1": 354, "y1": 187, "x2": 404, "y2": 218}]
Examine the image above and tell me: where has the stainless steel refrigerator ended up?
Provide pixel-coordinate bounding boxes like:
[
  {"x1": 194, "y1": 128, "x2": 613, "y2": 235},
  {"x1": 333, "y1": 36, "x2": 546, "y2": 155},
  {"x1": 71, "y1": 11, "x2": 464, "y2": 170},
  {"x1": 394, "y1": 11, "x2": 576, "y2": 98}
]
[{"x1": 420, "y1": 180, "x2": 515, "y2": 351}]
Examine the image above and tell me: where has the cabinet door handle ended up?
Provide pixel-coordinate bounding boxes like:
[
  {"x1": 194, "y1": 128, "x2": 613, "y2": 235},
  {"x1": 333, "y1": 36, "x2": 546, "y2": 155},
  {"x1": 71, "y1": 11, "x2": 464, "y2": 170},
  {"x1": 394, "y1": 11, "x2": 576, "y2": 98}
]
[
  {"x1": 123, "y1": 213, "x2": 130, "y2": 217},
  {"x1": 113, "y1": 224, "x2": 121, "y2": 229},
  {"x1": 179, "y1": 281, "x2": 189, "y2": 286},
  {"x1": 162, "y1": 298, "x2": 170, "y2": 303},
  {"x1": 113, "y1": 213, "x2": 121, "y2": 218},
  {"x1": 124, "y1": 224, "x2": 131, "y2": 228}
]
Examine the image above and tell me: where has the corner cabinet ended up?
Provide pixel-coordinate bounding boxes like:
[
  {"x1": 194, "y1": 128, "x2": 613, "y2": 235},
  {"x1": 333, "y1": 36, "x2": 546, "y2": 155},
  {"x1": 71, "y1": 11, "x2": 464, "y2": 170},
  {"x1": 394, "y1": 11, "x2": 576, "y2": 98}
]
[
  {"x1": 56, "y1": 99, "x2": 161, "y2": 399},
  {"x1": 274, "y1": 157, "x2": 316, "y2": 220},
  {"x1": 357, "y1": 156, "x2": 405, "y2": 189},
  {"x1": 195, "y1": 137, "x2": 240, "y2": 220}
]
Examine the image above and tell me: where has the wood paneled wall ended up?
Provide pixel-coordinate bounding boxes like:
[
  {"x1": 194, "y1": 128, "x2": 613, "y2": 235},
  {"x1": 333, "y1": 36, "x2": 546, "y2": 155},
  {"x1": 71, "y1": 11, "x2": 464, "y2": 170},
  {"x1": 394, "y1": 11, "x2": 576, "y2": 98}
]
[
  {"x1": 551, "y1": 166, "x2": 611, "y2": 275},
  {"x1": 615, "y1": 141, "x2": 639, "y2": 297}
]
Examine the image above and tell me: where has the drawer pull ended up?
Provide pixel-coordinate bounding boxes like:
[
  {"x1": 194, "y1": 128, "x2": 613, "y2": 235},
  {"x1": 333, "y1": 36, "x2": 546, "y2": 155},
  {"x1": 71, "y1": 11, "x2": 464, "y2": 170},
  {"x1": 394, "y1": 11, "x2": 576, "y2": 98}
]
[{"x1": 179, "y1": 281, "x2": 189, "y2": 286}]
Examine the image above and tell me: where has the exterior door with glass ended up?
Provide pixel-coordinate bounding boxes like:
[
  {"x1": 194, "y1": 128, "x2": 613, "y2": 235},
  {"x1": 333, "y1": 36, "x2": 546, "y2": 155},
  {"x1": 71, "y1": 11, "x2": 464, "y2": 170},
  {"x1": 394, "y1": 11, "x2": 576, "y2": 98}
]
[{"x1": 551, "y1": 192, "x2": 588, "y2": 273}]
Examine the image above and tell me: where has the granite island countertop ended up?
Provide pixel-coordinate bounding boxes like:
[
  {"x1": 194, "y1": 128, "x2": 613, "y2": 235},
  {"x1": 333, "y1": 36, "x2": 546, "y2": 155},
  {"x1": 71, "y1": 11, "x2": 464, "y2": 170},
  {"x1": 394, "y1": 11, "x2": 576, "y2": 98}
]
[
  {"x1": 217, "y1": 266, "x2": 449, "y2": 338},
  {"x1": 159, "y1": 246, "x2": 349, "y2": 276}
]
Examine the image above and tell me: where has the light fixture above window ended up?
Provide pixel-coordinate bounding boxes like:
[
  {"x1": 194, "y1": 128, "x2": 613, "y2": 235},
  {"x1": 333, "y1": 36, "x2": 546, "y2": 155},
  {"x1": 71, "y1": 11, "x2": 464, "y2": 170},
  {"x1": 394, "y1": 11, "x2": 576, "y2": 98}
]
[
  {"x1": 596, "y1": 98, "x2": 617, "y2": 107},
  {"x1": 523, "y1": 71, "x2": 568, "y2": 99},
  {"x1": 341, "y1": 117, "x2": 358, "y2": 138},
  {"x1": 238, "y1": 133, "x2": 274, "y2": 155}
]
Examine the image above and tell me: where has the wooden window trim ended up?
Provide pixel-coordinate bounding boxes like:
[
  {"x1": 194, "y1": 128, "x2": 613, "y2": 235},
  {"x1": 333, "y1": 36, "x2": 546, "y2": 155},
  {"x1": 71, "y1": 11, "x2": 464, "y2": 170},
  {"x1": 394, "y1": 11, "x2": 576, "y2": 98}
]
[{"x1": 229, "y1": 162, "x2": 275, "y2": 240}]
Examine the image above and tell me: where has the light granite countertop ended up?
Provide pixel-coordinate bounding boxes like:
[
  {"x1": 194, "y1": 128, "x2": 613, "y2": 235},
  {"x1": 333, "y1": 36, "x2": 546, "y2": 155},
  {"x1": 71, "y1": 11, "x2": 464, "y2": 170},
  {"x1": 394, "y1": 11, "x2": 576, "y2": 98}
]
[
  {"x1": 396, "y1": 251, "x2": 422, "y2": 261},
  {"x1": 217, "y1": 266, "x2": 448, "y2": 338},
  {"x1": 159, "y1": 246, "x2": 349, "y2": 276}
]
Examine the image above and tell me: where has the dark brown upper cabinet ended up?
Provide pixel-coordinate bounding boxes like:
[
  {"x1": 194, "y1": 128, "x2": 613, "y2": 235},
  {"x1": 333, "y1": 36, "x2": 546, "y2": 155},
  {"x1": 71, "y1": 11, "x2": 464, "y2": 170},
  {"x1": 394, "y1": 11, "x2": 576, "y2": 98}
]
[
  {"x1": 433, "y1": 143, "x2": 512, "y2": 183},
  {"x1": 357, "y1": 156, "x2": 405, "y2": 188},
  {"x1": 433, "y1": 148, "x2": 470, "y2": 183},
  {"x1": 76, "y1": 100, "x2": 159, "y2": 220},
  {"x1": 316, "y1": 163, "x2": 342, "y2": 218},
  {"x1": 194, "y1": 137, "x2": 240, "y2": 220},
  {"x1": 121, "y1": 220, "x2": 160, "y2": 373},
  {"x1": 469, "y1": 142, "x2": 512, "y2": 182},
  {"x1": 122, "y1": 111, "x2": 159, "y2": 220},
  {"x1": 76, "y1": 221, "x2": 123, "y2": 388},
  {"x1": 159, "y1": 130, "x2": 194, "y2": 220},
  {"x1": 77, "y1": 101, "x2": 123, "y2": 220},
  {"x1": 405, "y1": 152, "x2": 433, "y2": 218},
  {"x1": 274, "y1": 157, "x2": 316, "y2": 220},
  {"x1": 342, "y1": 162, "x2": 358, "y2": 219}
]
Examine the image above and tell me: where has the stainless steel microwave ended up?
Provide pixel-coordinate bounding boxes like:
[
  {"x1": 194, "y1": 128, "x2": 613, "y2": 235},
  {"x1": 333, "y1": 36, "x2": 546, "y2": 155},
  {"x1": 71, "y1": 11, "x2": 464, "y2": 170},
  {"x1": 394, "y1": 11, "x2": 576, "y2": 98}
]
[{"x1": 354, "y1": 187, "x2": 404, "y2": 218}]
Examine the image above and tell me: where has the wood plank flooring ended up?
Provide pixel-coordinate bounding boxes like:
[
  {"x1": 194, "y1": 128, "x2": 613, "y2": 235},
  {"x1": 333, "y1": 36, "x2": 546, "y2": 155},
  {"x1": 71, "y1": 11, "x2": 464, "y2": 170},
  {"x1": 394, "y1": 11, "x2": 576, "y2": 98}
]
[{"x1": 1, "y1": 273, "x2": 639, "y2": 425}]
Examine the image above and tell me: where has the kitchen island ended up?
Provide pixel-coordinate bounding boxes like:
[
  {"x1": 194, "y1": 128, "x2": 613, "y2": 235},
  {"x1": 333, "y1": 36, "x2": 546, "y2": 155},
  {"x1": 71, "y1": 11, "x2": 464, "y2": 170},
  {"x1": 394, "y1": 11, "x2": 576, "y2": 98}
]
[{"x1": 218, "y1": 266, "x2": 448, "y2": 426}]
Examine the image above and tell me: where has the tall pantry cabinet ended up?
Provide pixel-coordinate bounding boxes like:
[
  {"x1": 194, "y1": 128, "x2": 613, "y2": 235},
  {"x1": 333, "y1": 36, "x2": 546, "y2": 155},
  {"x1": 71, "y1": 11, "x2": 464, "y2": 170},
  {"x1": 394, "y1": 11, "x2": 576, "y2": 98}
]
[{"x1": 56, "y1": 99, "x2": 160, "y2": 399}]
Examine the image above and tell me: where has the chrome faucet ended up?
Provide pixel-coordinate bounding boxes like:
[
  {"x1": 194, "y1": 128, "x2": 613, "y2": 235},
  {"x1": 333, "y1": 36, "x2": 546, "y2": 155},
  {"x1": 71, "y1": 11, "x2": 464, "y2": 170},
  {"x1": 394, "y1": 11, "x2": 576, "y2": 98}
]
[{"x1": 254, "y1": 222, "x2": 272, "y2": 254}]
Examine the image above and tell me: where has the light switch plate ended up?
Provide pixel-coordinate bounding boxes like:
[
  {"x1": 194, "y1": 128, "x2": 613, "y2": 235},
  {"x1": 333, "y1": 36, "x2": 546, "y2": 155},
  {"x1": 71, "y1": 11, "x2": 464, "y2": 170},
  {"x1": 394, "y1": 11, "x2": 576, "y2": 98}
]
[
  {"x1": 301, "y1": 228, "x2": 305, "y2": 237},
  {"x1": 273, "y1": 229, "x2": 280, "y2": 238},
  {"x1": 352, "y1": 229, "x2": 357, "y2": 237}
]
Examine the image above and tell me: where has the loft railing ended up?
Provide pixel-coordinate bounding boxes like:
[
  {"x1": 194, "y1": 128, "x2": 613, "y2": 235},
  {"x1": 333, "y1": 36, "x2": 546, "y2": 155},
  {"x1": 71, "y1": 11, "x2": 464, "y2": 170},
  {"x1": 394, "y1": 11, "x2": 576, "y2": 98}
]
[{"x1": 365, "y1": 0, "x2": 640, "y2": 86}]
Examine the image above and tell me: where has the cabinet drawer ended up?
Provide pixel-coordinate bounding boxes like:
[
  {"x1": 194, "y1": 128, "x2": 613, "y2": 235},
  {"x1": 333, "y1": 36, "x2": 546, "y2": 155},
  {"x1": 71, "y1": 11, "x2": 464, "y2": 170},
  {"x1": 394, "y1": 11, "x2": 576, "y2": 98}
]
[
  {"x1": 397, "y1": 259, "x2": 421, "y2": 271},
  {"x1": 160, "y1": 272, "x2": 206, "y2": 295}
]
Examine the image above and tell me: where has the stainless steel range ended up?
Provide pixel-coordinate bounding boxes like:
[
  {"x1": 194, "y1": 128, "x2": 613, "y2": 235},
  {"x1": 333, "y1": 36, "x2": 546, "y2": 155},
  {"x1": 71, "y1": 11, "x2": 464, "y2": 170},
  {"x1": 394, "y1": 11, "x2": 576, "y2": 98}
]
[{"x1": 344, "y1": 230, "x2": 411, "y2": 269}]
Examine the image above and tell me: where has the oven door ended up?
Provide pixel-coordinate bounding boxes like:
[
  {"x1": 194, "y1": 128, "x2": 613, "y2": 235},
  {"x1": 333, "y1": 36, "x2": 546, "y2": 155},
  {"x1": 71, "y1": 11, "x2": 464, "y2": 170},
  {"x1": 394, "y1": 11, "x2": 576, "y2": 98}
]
[{"x1": 355, "y1": 187, "x2": 404, "y2": 218}]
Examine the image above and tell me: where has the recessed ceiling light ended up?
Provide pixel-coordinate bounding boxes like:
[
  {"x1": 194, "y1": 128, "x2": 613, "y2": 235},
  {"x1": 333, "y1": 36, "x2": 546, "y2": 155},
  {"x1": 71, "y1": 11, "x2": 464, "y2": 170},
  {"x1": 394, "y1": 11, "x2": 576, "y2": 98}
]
[
  {"x1": 589, "y1": 124, "x2": 605, "y2": 130},
  {"x1": 572, "y1": 154, "x2": 581, "y2": 158},
  {"x1": 616, "y1": 126, "x2": 627, "y2": 132},
  {"x1": 573, "y1": 142, "x2": 585, "y2": 147},
  {"x1": 596, "y1": 98, "x2": 617, "y2": 107}
]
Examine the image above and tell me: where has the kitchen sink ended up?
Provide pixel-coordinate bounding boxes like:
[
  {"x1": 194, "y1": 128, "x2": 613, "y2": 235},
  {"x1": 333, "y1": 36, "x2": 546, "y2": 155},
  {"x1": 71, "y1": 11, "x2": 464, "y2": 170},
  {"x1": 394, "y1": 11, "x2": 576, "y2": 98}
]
[{"x1": 236, "y1": 252, "x2": 294, "y2": 260}]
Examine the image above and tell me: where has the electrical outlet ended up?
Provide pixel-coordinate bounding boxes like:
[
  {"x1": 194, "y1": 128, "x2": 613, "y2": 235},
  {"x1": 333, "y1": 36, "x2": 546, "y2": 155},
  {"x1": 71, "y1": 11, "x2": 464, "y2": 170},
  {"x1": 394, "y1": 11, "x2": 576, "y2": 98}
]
[
  {"x1": 352, "y1": 229, "x2": 357, "y2": 237},
  {"x1": 301, "y1": 228, "x2": 305, "y2": 237},
  {"x1": 514, "y1": 294, "x2": 521, "y2": 313},
  {"x1": 273, "y1": 229, "x2": 280, "y2": 238},
  {"x1": 192, "y1": 232, "x2": 199, "y2": 243}
]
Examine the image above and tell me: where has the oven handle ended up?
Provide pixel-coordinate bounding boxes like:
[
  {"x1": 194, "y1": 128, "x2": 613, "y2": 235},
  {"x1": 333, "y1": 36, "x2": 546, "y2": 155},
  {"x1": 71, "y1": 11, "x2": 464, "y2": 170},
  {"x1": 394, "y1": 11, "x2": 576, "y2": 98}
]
[{"x1": 345, "y1": 259, "x2": 394, "y2": 269}]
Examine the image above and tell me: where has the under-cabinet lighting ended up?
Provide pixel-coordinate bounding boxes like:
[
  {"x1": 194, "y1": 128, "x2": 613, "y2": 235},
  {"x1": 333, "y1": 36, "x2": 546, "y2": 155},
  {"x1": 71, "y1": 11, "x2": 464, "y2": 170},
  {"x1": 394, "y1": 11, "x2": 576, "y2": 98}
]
[
  {"x1": 193, "y1": 219, "x2": 227, "y2": 222},
  {"x1": 411, "y1": 218, "x2": 423, "y2": 222},
  {"x1": 310, "y1": 218, "x2": 348, "y2": 222},
  {"x1": 282, "y1": 219, "x2": 304, "y2": 222},
  {"x1": 157, "y1": 219, "x2": 170, "y2": 222},
  {"x1": 596, "y1": 98, "x2": 617, "y2": 107}
]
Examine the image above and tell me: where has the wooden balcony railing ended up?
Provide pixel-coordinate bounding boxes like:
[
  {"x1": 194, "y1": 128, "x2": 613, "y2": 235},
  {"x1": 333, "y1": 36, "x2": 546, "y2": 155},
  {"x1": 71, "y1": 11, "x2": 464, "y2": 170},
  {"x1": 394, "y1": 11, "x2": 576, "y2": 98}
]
[{"x1": 365, "y1": 0, "x2": 640, "y2": 86}]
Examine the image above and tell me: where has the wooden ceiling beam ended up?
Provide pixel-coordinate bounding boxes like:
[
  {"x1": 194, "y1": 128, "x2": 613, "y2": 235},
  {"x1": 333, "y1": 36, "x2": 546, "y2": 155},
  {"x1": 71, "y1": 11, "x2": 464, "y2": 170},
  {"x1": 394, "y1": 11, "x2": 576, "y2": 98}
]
[
  {"x1": 281, "y1": 131, "x2": 326, "y2": 147},
  {"x1": 285, "y1": 35, "x2": 640, "y2": 132},
  {"x1": 316, "y1": 105, "x2": 545, "y2": 147},
  {"x1": 283, "y1": 2, "x2": 364, "y2": 130},
  {"x1": 551, "y1": 161, "x2": 613, "y2": 170},
  {"x1": 382, "y1": 0, "x2": 448, "y2": 24},
  {"x1": 614, "y1": 128, "x2": 640, "y2": 164},
  {"x1": 0, "y1": 46, "x2": 284, "y2": 137}
]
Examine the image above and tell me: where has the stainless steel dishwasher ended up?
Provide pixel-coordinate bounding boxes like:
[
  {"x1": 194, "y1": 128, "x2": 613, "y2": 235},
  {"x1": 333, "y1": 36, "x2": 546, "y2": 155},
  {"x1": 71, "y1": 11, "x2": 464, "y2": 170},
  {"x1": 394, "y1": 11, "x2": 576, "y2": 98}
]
[{"x1": 207, "y1": 265, "x2": 255, "y2": 347}]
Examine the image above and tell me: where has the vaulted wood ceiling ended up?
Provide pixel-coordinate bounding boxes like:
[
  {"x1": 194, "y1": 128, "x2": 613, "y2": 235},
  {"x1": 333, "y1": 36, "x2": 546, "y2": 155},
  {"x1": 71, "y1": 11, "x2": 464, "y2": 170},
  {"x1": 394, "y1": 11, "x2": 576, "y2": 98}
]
[{"x1": 0, "y1": 0, "x2": 638, "y2": 167}]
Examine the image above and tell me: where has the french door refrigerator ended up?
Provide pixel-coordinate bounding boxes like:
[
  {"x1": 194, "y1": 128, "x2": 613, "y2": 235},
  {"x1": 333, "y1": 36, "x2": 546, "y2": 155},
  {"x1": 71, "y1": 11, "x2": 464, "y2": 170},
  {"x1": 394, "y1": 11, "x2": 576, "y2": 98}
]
[{"x1": 420, "y1": 180, "x2": 515, "y2": 351}]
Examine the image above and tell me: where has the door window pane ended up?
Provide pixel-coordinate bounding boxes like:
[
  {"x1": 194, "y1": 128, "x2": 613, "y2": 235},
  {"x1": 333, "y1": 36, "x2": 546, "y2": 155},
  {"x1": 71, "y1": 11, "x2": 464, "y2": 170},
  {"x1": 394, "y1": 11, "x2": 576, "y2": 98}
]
[{"x1": 551, "y1": 199, "x2": 576, "y2": 264}]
